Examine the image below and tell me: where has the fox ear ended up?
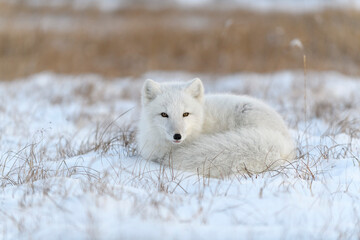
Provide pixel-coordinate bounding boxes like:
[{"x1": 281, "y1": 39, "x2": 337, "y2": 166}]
[
  {"x1": 142, "y1": 79, "x2": 161, "y2": 104},
  {"x1": 185, "y1": 78, "x2": 204, "y2": 102}
]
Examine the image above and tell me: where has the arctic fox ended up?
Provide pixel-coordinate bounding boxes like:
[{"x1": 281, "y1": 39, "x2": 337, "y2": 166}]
[{"x1": 137, "y1": 78, "x2": 295, "y2": 178}]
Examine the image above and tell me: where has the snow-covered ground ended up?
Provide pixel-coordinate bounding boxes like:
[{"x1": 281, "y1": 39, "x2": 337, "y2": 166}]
[
  {"x1": 2, "y1": 0, "x2": 360, "y2": 11},
  {"x1": 1, "y1": 71, "x2": 360, "y2": 239}
]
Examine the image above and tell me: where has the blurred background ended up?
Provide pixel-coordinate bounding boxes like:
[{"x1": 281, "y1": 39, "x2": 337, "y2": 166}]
[{"x1": 0, "y1": 0, "x2": 359, "y2": 80}]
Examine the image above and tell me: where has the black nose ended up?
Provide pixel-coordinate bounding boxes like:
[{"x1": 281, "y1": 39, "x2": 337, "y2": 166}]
[{"x1": 173, "y1": 133, "x2": 182, "y2": 140}]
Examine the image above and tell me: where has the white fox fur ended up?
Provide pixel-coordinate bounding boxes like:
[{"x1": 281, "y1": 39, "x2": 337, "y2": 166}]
[{"x1": 137, "y1": 78, "x2": 295, "y2": 178}]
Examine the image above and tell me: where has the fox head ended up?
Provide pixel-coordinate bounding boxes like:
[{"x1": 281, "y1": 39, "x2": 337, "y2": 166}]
[{"x1": 141, "y1": 78, "x2": 204, "y2": 144}]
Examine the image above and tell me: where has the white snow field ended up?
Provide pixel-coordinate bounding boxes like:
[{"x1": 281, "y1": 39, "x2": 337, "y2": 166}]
[
  {"x1": 1, "y1": 0, "x2": 360, "y2": 11},
  {"x1": 1, "y1": 71, "x2": 360, "y2": 239}
]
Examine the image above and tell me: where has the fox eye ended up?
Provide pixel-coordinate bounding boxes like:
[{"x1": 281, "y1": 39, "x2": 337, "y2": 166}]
[
  {"x1": 183, "y1": 112, "x2": 190, "y2": 117},
  {"x1": 160, "y1": 112, "x2": 169, "y2": 118}
]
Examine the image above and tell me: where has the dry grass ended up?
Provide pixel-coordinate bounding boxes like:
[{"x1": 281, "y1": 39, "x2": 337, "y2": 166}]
[
  {"x1": 0, "y1": 4, "x2": 360, "y2": 80},
  {"x1": 0, "y1": 120, "x2": 136, "y2": 187}
]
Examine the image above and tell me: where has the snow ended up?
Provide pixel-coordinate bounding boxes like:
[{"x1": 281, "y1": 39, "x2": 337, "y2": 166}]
[
  {"x1": 289, "y1": 39, "x2": 304, "y2": 50},
  {"x1": 1, "y1": 70, "x2": 360, "y2": 239},
  {"x1": 2, "y1": 0, "x2": 360, "y2": 12}
]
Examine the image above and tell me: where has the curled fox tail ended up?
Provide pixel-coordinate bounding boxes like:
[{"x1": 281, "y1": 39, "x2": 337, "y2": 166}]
[{"x1": 164, "y1": 127, "x2": 295, "y2": 178}]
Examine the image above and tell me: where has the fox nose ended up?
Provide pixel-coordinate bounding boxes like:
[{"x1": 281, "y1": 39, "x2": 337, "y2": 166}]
[{"x1": 173, "y1": 133, "x2": 182, "y2": 140}]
